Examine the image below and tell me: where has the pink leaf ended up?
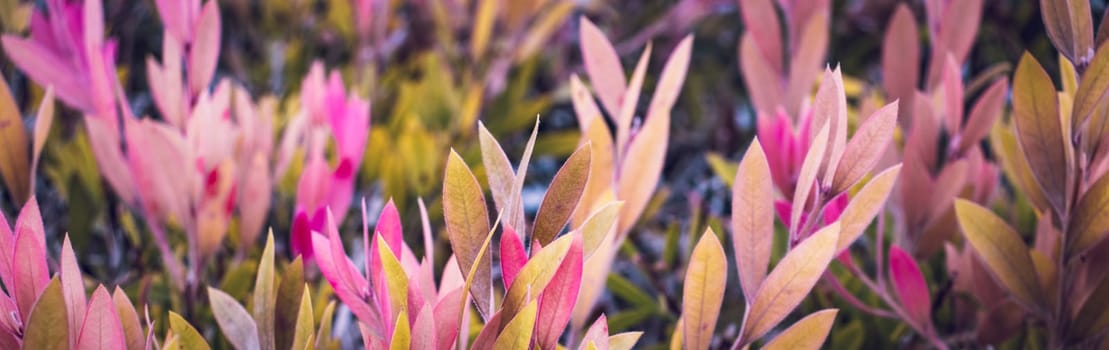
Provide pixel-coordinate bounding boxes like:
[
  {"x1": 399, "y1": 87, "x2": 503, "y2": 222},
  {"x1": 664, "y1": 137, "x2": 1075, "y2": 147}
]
[
  {"x1": 0, "y1": 206, "x2": 15, "y2": 290},
  {"x1": 889, "y1": 245, "x2": 932, "y2": 328},
  {"x1": 0, "y1": 36, "x2": 89, "y2": 112},
  {"x1": 61, "y1": 236, "x2": 86, "y2": 349},
  {"x1": 499, "y1": 226, "x2": 527, "y2": 290},
  {"x1": 188, "y1": 0, "x2": 220, "y2": 95},
  {"x1": 77, "y1": 286, "x2": 126, "y2": 350},
  {"x1": 942, "y1": 54, "x2": 964, "y2": 131},
  {"x1": 579, "y1": 17, "x2": 626, "y2": 117},
  {"x1": 738, "y1": 0, "x2": 783, "y2": 74},
  {"x1": 433, "y1": 287, "x2": 463, "y2": 350},
  {"x1": 535, "y1": 236, "x2": 583, "y2": 350},
  {"x1": 580, "y1": 314, "x2": 610, "y2": 350},
  {"x1": 13, "y1": 198, "x2": 48, "y2": 321}
]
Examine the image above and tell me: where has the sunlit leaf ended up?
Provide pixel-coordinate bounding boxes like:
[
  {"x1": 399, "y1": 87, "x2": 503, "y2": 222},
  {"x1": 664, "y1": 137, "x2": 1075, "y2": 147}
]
[
  {"x1": 739, "y1": 223, "x2": 840, "y2": 346},
  {"x1": 389, "y1": 313, "x2": 410, "y2": 350},
  {"x1": 682, "y1": 229, "x2": 726, "y2": 350},
  {"x1": 761, "y1": 309, "x2": 838, "y2": 350},
  {"x1": 954, "y1": 200, "x2": 1045, "y2": 312},
  {"x1": 208, "y1": 287, "x2": 261, "y2": 350},
  {"x1": 732, "y1": 139, "x2": 773, "y2": 300}
]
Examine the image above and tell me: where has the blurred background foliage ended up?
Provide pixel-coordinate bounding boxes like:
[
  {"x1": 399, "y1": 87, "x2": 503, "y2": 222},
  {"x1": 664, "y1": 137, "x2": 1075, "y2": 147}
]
[{"x1": 0, "y1": 0, "x2": 1100, "y2": 348}]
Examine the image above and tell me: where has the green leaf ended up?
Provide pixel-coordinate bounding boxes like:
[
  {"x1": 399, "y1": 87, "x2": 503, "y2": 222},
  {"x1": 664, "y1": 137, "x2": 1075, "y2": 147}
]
[
  {"x1": 954, "y1": 199, "x2": 1045, "y2": 312},
  {"x1": 682, "y1": 229, "x2": 727, "y2": 350},
  {"x1": 533, "y1": 143, "x2": 592, "y2": 245},
  {"x1": 443, "y1": 149, "x2": 493, "y2": 319},
  {"x1": 23, "y1": 278, "x2": 67, "y2": 350}
]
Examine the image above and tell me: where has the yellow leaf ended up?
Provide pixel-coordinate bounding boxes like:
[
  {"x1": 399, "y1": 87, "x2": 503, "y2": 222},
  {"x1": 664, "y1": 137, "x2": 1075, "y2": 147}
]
[
  {"x1": 492, "y1": 301, "x2": 537, "y2": 350},
  {"x1": 514, "y1": 1, "x2": 575, "y2": 62},
  {"x1": 705, "y1": 153, "x2": 737, "y2": 188},
  {"x1": 470, "y1": 0, "x2": 497, "y2": 60},
  {"x1": 170, "y1": 311, "x2": 211, "y2": 350},
  {"x1": 761, "y1": 309, "x2": 838, "y2": 350},
  {"x1": 389, "y1": 313, "x2": 410, "y2": 350},
  {"x1": 533, "y1": 143, "x2": 592, "y2": 245},
  {"x1": 0, "y1": 71, "x2": 29, "y2": 203},
  {"x1": 682, "y1": 229, "x2": 727, "y2": 350},
  {"x1": 835, "y1": 165, "x2": 902, "y2": 253},
  {"x1": 991, "y1": 124, "x2": 1050, "y2": 211},
  {"x1": 443, "y1": 149, "x2": 493, "y2": 318},
  {"x1": 739, "y1": 223, "x2": 840, "y2": 346},
  {"x1": 954, "y1": 199, "x2": 1045, "y2": 312}
]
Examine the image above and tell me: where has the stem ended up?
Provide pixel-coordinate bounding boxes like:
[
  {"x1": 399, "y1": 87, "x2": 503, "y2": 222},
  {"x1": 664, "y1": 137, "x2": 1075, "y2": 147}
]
[
  {"x1": 148, "y1": 222, "x2": 185, "y2": 291},
  {"x1": 821, "y1": 272, "x2": 897, "y2": 319}
]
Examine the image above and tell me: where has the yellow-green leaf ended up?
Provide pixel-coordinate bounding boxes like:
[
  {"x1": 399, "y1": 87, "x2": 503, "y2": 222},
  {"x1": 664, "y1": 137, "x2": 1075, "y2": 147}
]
[
  {"x1": 291, "y1": 286, "x2": 314, "y2": 350},
  {"x1": 443, "y1": 149, "x2": 493, "y2": 318},
  {"x1": 608, "y1": 331, "x2": 643, "y2": 350},
  {"x1": 254, "y1": 231, "x2": 277, "y2": 350},
  {"x1": 682, "y1": 229, "x2": 726, "y2": 350},
  {"x1": 170, "y1": 311, "x2": 211, "y2": 350},
  {"x1": 470, "y1": 0, "x2": 496, "y2": 60},
  {"x1": 954, "y1": 199, "x2": 1045, "y2": 312},
  {"x1": 501, "y1": 234, "x2": 574, "y2": 329},
  {"x1": 493, "y1": 300, "x2": 537, "y2": 350},
  {"x1": 0, "y1": 71, "x2": 29, "y2": 203},
  {"x1": 732, "y1": 139, "x2": 774, "y2": 301},
  {"x1": 761, "y1": 309, "x2": 838, "y2": 350},
  {"x1": 739, "y1": 223, "x2": 840, "y2": 346},
  {"x1": 533, "y1": 143, "x2": 592, "y2": 245},
  {"x1": 377, "y1": 235, "x2": 409, "y2": 321},
  {"x1": 1012, "y1": 52, "x2": 1069, "y2": 216},
  {"x1": 835, "y1": 165, "x2": 901, "y2": 253},
  {"x1": 23, "y1": 278, "x2": 67, "y2": 350}
]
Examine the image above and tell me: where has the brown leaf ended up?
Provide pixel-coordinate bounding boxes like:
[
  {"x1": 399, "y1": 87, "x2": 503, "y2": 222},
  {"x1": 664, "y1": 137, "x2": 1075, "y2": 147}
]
[
  {"x1": 0, "y1": 71, "x2": 29, "y2": 203},
  {"x1": 1041, "y1": 0, "x2": 1094, "y2": 65},
  {"x1": 1074, "y1": 44, "x2": 1109, "y2": 133},
  {"x1": 533, "y1": 143, "x2": 592, "y2": 245}
]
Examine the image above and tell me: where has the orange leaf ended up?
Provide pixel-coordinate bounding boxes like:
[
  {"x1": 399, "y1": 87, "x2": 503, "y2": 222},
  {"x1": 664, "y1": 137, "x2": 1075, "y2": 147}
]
[{"x1": 760, "y1": 309, "x2": 838, "y2": 350}]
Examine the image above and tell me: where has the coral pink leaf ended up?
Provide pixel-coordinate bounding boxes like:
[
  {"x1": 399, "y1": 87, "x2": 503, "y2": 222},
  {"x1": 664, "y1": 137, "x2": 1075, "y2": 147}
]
[
  {"x1": 739, "y1": 34, "x2": 783, "y2": 115},
  {"x1": 13, "y1": 197, "x2": 49, "y2": 321},
  {"x1": 831, "y1": 101, "x2": 899, "y2": 194},
  {"x1": 881, "y1": 4, "x2": 919, "y2": 125},
  {"x1": 1, "y1": 36, "x2": 89, "y2": 112},
  {"x1": 958, "y1": 78, "x2": 1008, "y2": 153},
  {"x1": 433, "y1": 287, "x2": 463, "y2": 350},
  {"x1": 738, "y1": 0, "x2": 783, "y2": 74},
  {"x1": 942, "y1": 54, "x2": 964, "y2": 131},
  {"x1": 76, "y1": 286, "x2": 126, "y2": 350}
]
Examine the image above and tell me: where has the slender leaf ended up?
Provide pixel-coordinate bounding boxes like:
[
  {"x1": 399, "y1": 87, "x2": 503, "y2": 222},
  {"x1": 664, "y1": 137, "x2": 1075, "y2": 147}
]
[
  {"x1": 732, "y1": 139, "x2": 774, "y2": 300},
  {"x1": 761, "y1": 309, "x2": 838, "y2": 350},
  {"x1": 534, "y1": 143, "x2": 592, "y2": 245},
  {"x1": 682, "y1": 229, "x2": 726, "y2": 350},
  {"x1": 954, "y1": 200, "x2": 1045, "y2": 311}
]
